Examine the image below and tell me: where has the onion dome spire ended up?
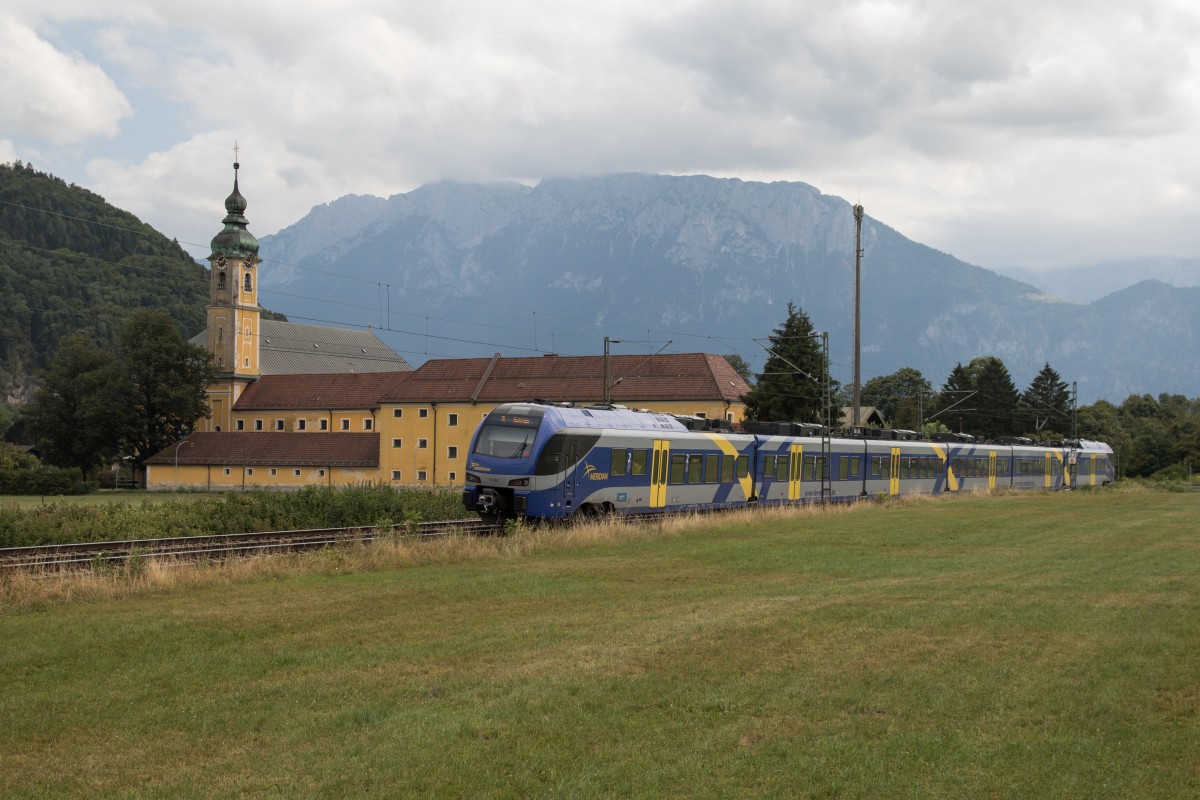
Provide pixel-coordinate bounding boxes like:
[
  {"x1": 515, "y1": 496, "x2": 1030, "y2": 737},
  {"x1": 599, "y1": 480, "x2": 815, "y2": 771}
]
[{"x1": 210, "y1": 153, "x2": 260, "y2": 260}]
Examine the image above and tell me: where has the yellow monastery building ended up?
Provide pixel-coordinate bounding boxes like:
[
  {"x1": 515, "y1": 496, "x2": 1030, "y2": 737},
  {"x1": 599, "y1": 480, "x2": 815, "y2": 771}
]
[{"x1": 145, "y1": 167, "x2": 750, "y2": 490}]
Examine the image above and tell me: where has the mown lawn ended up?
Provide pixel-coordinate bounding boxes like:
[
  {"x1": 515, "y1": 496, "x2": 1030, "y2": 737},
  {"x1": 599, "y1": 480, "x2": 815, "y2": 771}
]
[{"x1": 1, "y1": 488, "x2": 1197, "y2": 798}]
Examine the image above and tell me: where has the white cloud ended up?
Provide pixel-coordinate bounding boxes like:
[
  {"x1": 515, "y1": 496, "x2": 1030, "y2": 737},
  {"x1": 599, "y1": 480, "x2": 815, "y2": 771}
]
[
  {"x1": 5, "y1": 0, "x2": 1200, "y2": 271},
  {"x1": 0, "y1": 14, "x2": 132, "y2": 144}
]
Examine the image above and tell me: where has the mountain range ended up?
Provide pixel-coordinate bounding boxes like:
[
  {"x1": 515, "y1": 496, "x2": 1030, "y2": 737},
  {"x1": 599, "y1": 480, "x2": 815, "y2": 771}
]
[{"x1": 259, "y1": 174, "x2": 1199, "y2": 404}]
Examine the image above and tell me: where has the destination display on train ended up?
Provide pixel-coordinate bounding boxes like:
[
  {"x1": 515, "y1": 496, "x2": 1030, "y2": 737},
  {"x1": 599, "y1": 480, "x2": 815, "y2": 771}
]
[{"x1": 497, "y1": 415, "x2": 536, "y2": 426}]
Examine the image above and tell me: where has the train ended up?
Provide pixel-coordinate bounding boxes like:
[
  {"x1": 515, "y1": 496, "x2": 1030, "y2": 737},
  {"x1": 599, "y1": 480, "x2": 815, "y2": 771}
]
[{"x1": 461, "y1": 402, "x2": 1115, "y2": 523}]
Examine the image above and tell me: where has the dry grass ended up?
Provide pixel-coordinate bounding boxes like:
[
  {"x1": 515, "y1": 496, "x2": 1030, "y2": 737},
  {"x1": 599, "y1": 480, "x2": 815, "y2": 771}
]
[
  {"x1": 0, "y1": 488, "x2": 1094, "y2": 610},
  {"x1": 1, "y1": 498, "x2": 884, "y2": 609}
]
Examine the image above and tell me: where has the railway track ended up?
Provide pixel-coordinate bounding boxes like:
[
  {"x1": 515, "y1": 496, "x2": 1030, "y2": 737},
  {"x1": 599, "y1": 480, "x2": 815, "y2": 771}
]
[{"x1": 0, "y1": 519, "x2": 500, "y2": 573}]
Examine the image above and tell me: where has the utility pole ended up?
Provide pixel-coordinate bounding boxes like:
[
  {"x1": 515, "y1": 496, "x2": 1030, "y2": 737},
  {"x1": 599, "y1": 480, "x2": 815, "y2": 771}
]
[
  {"x1": 1071, "y1": 381, "x2": 1078, "y2": 440},
  {"x1": 852, "y1": 204, "x2": 864, "y2": 430},
  {"x1": 603, "y1": 336, "x2": 621, "y2": 405}
]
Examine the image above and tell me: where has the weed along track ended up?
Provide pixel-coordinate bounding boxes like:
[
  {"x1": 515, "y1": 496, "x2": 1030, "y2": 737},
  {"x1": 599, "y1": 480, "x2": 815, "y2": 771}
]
[{"x1": 0, "y1": 519, "x2": 498, "y2": 572}]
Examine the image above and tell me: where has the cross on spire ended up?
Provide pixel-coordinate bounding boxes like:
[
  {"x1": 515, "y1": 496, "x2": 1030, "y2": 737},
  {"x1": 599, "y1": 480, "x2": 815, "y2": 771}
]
[{"x1": 233, "y1": 141, "x2": 240, "y2": 171}]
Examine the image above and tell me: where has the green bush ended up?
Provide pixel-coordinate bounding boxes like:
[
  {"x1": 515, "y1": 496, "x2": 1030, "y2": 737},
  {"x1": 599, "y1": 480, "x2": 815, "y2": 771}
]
[
  {"x1": 0, "y1": 466, "x2": 93, "y2": 496},
  {"x1": 0, "y1": 484, "x2": 465, "y2": 548}
]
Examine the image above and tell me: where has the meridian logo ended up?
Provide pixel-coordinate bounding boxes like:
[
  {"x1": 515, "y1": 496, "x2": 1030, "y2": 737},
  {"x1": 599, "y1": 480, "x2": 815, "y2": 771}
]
[{"x1": 582, "y1": 462, "x2": 609, "y2": 481}]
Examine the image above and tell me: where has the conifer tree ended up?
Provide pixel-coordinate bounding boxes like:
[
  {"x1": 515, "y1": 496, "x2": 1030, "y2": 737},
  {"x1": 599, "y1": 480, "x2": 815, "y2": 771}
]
[
  {"x1": 1021, "y1": 362, "x2": 1072, "y2": 434},
  {"x1": 741, "y1": 302, "x2": 832, "y2": 424}
]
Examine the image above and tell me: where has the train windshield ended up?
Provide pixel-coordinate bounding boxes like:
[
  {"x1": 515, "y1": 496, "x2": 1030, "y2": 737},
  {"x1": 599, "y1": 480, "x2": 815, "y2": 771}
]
[{"x1": 473, "y1": 409, "x2": 543, "y2": 459}]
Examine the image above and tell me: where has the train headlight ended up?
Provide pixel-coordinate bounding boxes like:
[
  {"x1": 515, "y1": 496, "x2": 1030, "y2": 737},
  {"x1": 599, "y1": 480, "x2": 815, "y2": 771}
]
[
  {"x1": 508, "y1": 478, "x2": 529, "y2": 487},
  {"x1": 465, "y1": 473, "x2": 481, "y2": 484}
]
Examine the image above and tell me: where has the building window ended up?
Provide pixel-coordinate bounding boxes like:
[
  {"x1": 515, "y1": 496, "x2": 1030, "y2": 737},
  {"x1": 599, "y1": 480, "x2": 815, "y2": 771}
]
[
  {"x1": 293, "y1": 469, "x2": 301, "y2": 477},
  {"x1": 447, "y1": 446, "x2": 458, "y2": 459},
  {"x1": 247, "y1": 468, "x2": 254, "y2": 476},
  {"x1": 695, "y1": 412, "x2": 707, "y2": 419},
  {"x1": 391, "y1": 470, "x2": 402, "y2": 481},
  {"x1": 392, "y1": 408, "x2": 403, "y2": 418},
  {"x1": 254, "y1": 419, "x2": 263, "y2": 431},
  {"x1": 418, "y1": 438, "x2": 428, "y2": 449},
  {"x1": 363, "y1": 419, "x2": 373, "y2": 431},
  {"x1": 417, "y1": 469, "x2": 427, "y2": 482},
  {"x1": 244, "y1": 272, "x2": 252, "y2": 292},
  {"x1": 340, "y1": 419, "x2": 350, "y2": 431},
  {"x1": 218, "y1": 272, "x2": 226, "y2": 290},
  {"x1": 269, "y1": 468, "x2": 277, "y2": 476},
  {"x1": 448, "y1": 472, "x2": 456, "y2": 482},
  {"x1": 448, "y1": 413, "x2": 459, "y2": 426},
  {"x1": 316, "y1": 468, "x2": 326, "y2": 477},
  {"x1": 244, "y1": 322, "x2": 251, "y2": 339},
  {"x1": 223, "y1": 468, "x2": 231, "y2": 476},
  {"x1": 217, "y1": 326, "x2": 223, "y2": 343},
  {"x1": 319, "y1": 419, "x2": 328, "y2": 431},
  {"x1": 392, "y1": 438, "x2": 402, "y2": 448},
  {"x1": 275, "y1": 419, "x2": 284, "y2": 431},
  {"x1": 297, "y1": 419, "x2": 306, "y2": 431},
  {"x1": 419, "y1": 408, "x2": 429, "y2": 418},
  {"x1": 236, "y1": 419, "x2": 245, "y2": 431},
  {"x1": 243, "y1": 358, "x2": 250, "y2": 367}
]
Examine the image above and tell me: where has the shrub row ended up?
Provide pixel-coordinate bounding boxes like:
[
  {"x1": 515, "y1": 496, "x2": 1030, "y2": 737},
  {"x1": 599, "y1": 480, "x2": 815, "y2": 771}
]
[
  {"x1": 0, "y1": 484, "x2": 466, "y2": 548},
  {"x1": 0, "y1": 467, "x2": 96, "y2": 497}
]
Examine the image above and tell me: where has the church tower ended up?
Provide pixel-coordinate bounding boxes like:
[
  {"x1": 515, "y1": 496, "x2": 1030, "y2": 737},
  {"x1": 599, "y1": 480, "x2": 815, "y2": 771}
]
[{"x1": 201, "y1": 158, "x2": 261, "y2": 432}]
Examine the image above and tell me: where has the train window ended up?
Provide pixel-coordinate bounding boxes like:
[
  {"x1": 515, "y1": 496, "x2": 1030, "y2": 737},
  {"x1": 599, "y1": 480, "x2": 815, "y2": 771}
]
[
  {"x1": 688, "y1": 455, "x2": 704, "y2": 484},
  {"x1": 631, "y1": 449, "x2": 648, "y2": 476},
  {"x1": 838, "y1": 457, "x2": 849, "y2": 481},
  {"x1": 736, "y1": 455, "x2": 749, "y2": 478},
  {"x1": 762, "y1": 454, "x2": 776, "y2": 477},
  {"x1": 775, "y1": 457, "x2": 789, "y2": 481},
  {"x1": 611, "y1": 448, "x2": 627, "y2": 477},
  {"x1": 705, "y1": 454, "x2": 719, "y2": 483},
  {"x1": 803, "y1": 455, "x2": 815, "y2": 481},
  {"x1": 670, "y1": 454, "x2": 686, "y2": 484},
  {"x1": 849, "y1": 457, "x2": 860, "y2": 479},
  {"x1": 879, "y1": 458, "x2": 890, "y2": 480},
  {"x1": 721, "y1": 456, "x2": 734, "y2": 483}
]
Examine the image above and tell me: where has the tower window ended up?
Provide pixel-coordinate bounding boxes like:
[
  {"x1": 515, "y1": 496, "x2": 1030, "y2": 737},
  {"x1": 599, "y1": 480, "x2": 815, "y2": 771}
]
[
  {"x1": 244, "y1": 272, "x2": 252, "y2": 292},
  {"x1": 218, "y1": 272, "x2": 226, "y2": 290}
]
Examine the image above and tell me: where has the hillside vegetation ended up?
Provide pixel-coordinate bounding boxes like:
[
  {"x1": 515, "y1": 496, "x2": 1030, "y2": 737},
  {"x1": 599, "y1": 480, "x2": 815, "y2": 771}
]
[{"x1": 0, "y1": 162, "x2": 209, "y2": 405}]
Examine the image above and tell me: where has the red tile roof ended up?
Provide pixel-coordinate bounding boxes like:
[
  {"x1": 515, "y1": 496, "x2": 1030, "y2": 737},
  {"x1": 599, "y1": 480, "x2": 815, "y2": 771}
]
[
  {"x1": 233, "y1": 372, "x2": 411, "y2": 411},
  {"x1": 380, "y1": 353, "x2": 751, "y2": 404},
  {"x1": 145, "y1": 432, "x2": 379, "y2": 467}
]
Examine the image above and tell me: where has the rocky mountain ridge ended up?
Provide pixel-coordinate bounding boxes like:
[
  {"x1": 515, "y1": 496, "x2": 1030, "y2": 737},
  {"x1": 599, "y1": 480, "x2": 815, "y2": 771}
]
[{"x1": 258, "y1": 173, "x2": 1200, "y2": 403}]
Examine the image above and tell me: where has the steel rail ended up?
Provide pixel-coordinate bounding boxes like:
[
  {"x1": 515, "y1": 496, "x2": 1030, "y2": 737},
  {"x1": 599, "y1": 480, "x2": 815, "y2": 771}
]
[{"x1": 0, "y1": 519, "x2": 498, "y2": 572}]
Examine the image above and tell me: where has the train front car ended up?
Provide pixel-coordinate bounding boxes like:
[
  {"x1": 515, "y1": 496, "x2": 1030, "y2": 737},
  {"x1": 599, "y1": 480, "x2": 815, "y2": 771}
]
[
  {"x1": 462, "y1": 403, "x2": 552, "y2": 522},
  {"x1": 463, "y1": 402, "x2": 707, "y2": 523}
]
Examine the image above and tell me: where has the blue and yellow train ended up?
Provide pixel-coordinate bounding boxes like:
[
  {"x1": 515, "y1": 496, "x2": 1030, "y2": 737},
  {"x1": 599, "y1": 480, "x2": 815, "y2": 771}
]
[{"x1": 461, "y1": 402, "x2": 1115, "y2": 522}]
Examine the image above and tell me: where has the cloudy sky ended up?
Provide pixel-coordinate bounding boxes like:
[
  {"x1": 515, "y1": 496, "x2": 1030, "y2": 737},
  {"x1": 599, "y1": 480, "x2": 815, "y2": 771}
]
[{"x1": 4, "y1": 0, "x2": 1200, "y2": 274}]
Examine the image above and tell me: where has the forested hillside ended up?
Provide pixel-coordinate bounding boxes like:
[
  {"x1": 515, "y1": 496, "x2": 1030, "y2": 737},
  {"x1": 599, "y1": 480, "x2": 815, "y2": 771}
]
[{"x1": 0, "y1": 162, "x2": 209, "y2": 405}]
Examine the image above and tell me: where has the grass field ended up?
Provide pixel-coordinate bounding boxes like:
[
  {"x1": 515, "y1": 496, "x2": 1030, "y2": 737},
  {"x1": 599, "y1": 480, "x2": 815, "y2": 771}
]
[{"x1": 2, "y1": 487, "x2": 1197, "y2": 798}]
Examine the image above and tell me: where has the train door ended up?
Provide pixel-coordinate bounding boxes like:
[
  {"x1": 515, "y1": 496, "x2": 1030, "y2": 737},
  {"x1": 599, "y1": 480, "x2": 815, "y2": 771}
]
[
  {"x1": 988, "y1": 451, "x2": 996, "y2": 491},
  {"x1": 1044, "y1": 452, "x2": 1052, "y2": 489},
  {"x1": 1067, "y1": 449, "x2": 1077, "y2": 488},
  {"x1": 890, "y1": 447, "x2": 901, "y2": 495},
  {"x1": 563, "y1": 439, "x2": 580, "y2": 507},
  {"x1": 788, "y1": 444, "x2": 803, "y2": 501},
  {"x1": 650, "y1": 439, "x2": 669, "y2": 508}
]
